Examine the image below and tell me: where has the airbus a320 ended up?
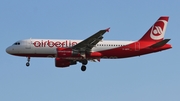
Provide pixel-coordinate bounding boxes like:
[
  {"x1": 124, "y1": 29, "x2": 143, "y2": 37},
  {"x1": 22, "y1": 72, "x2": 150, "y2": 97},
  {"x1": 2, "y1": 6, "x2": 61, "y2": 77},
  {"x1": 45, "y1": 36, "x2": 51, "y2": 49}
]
[{"x1": 6, "y1": 16, "x2": 172, "y2": 71}]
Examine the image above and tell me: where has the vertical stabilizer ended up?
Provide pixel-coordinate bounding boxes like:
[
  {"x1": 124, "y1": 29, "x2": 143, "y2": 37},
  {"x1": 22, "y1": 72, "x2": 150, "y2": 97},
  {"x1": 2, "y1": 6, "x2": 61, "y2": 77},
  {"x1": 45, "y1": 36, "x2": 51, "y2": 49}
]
[{"x1": 139, "y1": 16, "x2": 169, "y2": 42}]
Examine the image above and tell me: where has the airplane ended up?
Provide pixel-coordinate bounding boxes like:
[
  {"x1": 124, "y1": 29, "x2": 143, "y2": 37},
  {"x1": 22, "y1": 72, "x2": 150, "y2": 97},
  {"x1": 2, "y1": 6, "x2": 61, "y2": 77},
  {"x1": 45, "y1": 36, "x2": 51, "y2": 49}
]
[{"x1": 6, "y1": 16, "x2": 172, "y2": 71}]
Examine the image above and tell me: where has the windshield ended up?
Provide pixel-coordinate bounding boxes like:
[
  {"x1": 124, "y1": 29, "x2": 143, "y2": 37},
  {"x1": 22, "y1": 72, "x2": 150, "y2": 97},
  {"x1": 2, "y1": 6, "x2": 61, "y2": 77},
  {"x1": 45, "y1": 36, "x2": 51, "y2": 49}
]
[{"x1": 13, "y1": 42, "x2": 20, "y2": 45}]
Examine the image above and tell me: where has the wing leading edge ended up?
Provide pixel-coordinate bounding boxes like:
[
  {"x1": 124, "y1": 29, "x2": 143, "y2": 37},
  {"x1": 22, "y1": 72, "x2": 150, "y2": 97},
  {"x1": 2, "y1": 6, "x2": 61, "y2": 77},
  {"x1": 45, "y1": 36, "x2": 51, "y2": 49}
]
[{"x1": 72, "y1": 28, "x2": 110, "y2": 52}]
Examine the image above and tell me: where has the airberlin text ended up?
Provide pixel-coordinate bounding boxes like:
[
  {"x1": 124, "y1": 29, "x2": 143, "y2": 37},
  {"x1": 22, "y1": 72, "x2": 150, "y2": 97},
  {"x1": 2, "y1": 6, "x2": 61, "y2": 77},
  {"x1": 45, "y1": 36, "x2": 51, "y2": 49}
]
[{"x1": 33, "y1": 40, "x2": 77, "y2": 48}]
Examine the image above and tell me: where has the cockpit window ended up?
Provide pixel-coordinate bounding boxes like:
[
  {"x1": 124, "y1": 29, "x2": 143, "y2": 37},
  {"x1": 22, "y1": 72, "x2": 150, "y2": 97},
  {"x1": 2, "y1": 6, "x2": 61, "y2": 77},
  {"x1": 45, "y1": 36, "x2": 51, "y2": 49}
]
[{"x1": 13, "y1": 42, "x2": 20, "y2": 45}]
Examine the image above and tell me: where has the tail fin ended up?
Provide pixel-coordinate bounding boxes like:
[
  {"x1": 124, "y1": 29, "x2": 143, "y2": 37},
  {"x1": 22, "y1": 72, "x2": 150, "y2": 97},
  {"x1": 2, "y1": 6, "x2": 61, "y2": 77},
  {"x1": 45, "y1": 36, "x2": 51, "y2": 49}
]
[{"x1": 139, "y1": 16, "x2": 169, "y2": 42}]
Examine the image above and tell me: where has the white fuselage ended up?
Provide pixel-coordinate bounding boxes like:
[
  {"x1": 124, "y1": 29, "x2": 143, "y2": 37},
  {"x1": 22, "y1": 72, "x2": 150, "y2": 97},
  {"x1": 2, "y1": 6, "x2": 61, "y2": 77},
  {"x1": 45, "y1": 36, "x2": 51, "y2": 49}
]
[{"x1": 6, "y1": 39, "x2": 134, "y2": 57}]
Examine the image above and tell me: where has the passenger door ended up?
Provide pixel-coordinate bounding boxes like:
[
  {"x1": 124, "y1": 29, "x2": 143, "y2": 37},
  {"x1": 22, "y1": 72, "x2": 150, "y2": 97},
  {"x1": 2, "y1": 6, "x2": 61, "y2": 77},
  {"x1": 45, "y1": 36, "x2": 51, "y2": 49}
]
[
  {"x1": 135, "y1": 42, "x2": 140, "y2": 51},
  {"x1": 26, "y1": 40, "x2": 31, "y2": 49}
]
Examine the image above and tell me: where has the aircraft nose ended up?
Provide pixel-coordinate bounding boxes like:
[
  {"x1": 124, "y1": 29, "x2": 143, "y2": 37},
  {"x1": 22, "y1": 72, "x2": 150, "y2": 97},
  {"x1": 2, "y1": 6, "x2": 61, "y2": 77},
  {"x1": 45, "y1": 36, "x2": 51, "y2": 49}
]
[{"x1": 6, "y1": 46, "x2": 12, "y2": 54}]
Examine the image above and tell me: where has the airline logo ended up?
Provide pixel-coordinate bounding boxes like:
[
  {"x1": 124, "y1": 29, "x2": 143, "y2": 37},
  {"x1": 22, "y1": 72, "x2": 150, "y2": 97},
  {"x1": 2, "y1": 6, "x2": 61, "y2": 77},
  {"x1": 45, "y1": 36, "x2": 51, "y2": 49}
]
[
  {"x1": 33, "y1": 40, "x2": 77, "y2": 48},
  {"x1": 150, "y1": 20, "x2": 167, "y2": 40}
]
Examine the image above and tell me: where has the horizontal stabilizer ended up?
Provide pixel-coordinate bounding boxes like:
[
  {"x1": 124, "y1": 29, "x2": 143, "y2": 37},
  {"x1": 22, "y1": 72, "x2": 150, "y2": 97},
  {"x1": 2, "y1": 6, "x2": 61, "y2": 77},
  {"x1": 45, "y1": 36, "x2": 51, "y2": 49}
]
[{"x1": 149, "y1": 39, "x2": 171, "y2": 48}]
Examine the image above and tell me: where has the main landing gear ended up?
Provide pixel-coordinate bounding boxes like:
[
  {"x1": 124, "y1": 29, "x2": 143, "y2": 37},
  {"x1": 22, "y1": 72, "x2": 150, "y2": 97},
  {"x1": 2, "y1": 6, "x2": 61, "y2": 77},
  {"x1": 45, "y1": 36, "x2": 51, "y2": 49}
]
[
  {"x1": 80, "y1": 59, "x2": 88, "y2": 72},
  {"x1": 81, "y1": 65, "x2": 86, "y2": 71},
  {"x1": 26, "y1": 57, "x2": 30, "y2": 67}
]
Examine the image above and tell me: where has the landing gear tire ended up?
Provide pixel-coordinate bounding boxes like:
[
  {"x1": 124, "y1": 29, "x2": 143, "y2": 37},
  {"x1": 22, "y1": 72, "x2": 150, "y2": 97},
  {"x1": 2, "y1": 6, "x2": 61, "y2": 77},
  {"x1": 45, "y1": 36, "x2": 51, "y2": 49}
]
[
  {"x1": 82, "y1": 59, "x2": 88, "y2": 65},
  {"x1": 81, "y1": 65, "x2": 86, "y2": 71},
  {"x1": 26, "y1": 57, "x2": 30, "y2": 67},
  {"x1": 26, "y1": 62, "x2": 30, "y2": 67}
]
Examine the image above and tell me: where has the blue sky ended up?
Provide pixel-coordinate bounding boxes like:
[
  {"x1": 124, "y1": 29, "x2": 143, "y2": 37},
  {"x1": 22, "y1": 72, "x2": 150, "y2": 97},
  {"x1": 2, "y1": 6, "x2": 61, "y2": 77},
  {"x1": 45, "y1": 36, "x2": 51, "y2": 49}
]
[{"x1": 0, "y1": 0, "x2": 180, "y2": 101}]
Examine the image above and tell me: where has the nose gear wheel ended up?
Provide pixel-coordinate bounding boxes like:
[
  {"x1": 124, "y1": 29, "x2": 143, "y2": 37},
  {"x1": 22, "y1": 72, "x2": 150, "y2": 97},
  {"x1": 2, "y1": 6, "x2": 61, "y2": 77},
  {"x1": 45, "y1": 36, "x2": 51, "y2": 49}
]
[{"x1": 26, "y1": 57, "x2": 30, "y2": 67}]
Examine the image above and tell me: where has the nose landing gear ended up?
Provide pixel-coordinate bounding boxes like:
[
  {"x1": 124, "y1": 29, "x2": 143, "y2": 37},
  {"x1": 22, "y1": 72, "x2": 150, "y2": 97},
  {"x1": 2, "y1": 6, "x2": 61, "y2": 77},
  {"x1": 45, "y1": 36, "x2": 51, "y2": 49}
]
[{"x1": 26, "y1": 57, "x2": 30, "y2": 67}]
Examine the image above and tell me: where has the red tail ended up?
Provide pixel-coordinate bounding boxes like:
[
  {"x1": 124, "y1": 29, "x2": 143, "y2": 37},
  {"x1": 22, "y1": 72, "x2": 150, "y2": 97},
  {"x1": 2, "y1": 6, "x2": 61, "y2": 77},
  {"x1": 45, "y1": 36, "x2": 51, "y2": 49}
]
[{"x1": 139, "y1": 16, "x2": 169, "y2": 42}]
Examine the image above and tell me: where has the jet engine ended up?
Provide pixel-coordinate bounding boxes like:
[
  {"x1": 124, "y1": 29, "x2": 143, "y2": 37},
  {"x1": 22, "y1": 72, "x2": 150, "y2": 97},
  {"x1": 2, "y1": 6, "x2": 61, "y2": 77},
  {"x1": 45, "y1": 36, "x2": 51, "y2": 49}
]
[{"x1": 55, "y1": 58, "x2": 76, "y2": 67}]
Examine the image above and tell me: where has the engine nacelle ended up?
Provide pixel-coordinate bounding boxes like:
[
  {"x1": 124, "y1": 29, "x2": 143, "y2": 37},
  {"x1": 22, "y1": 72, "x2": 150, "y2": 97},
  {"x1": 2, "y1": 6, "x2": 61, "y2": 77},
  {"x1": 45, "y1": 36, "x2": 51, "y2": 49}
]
[{"x1": 55, "y1": 58, "x2": 77, "y2": 68}]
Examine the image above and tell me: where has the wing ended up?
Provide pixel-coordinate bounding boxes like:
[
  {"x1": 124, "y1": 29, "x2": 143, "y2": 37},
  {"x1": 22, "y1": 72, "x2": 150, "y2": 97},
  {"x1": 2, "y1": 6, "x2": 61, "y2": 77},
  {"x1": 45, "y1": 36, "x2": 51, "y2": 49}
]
[{"x1": 72, "y1": 28, "x2": 110, "y2": 52}]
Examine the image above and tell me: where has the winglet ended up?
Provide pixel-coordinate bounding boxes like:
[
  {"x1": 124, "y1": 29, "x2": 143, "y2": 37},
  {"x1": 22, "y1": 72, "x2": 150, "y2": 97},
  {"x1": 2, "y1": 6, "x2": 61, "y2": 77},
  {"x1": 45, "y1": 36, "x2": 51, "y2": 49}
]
[{"x1": 106, "y1": 27, "x2": 110, "y2": 32}]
